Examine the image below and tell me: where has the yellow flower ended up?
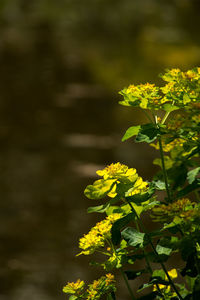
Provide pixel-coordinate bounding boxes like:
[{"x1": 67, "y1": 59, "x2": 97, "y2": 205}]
[
  {"x1": 63, "y1": 279, "x2": 85, "y2": 295},
  {"x1": 151, "y1": 198, "x2": 198, "y2": 222},
  {"x1": 127, "y1": 176, "x2": 148, "y2": 196},
  {"x1": 78, "y1": 213, "x2": 122, "y2": 255},
  {"x1": 96, "y1": 162, "x2": 136, "y2": 181},
  {"x1": 96, "y1": 163, "x2": 148, "y2": 197},
  {"x1": 151, "y1": 138, "x2": 184, "y2": 153},
  {"x1": 168, "y1": 269, "x2": 178, "y2": 279},
  {"x1": 86, "y1": 274, "x2": 116, "y2": 300},
  {"x1": 105, "y1": 273, "x2": 115, "y2": 286}
]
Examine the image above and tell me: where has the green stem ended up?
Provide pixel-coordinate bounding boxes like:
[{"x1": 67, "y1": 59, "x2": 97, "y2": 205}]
[
  {"x1": 135, "y1": 221, "x2": 165, "y2": 298},
  {"x1": 161, "y1": 111, "x2": 171, "y2": 125},
  {"x1": 161, "y1": 100, "x2": 174, "y2": 125},
  {"x1": 127, "y1": 201, "x2": 183, "y2": 300},
  {"x1": 158, "y1": 136, "x2": 172, "y2": 203},
  {"x1": 120, "y1": 268, "x2": 136, "y2": 300}
]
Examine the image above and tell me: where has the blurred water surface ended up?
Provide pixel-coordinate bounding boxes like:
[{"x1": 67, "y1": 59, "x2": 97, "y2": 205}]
[{"x1": 0, "y1": 1, "x2": 200, "y2": 299}]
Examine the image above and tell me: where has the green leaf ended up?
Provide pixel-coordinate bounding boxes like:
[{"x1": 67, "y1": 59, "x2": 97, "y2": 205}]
[
  {"x1": 111, "y1": 213, "x2": 135, "y2": 245},
  {"x1": 121, "y1": 227, "x2": 145, "y2": 248},
  {"x1": 152, "y1": 269, "x2": 165, "y2": 280},
  {"x1": 153, "y1": 156, "x2": 173, "y2": 170},
  {"x1": 135, "y1": 123, "x2": 160, "y2": 143},
  {"x1": 125, "y1": 188, "x2": 155, "y2": 204},
  {"x1": 84, "y1": 179, "x2": 116, "y2": 199},
  {"x1": 122, "y1": 125, "x2": 141, "y2": 142},
  {"x1": 137, "y1": 282, "x2": 153, "y2": 292},
  {"x1": 187, "y1": 167, "x2": 200, "y2": 184},
  {"x1": 152, "y1": 180, "x2": 166, "y2": 190},
  {"x1": 69, "y1": 296, "x2": 78, "y2": 300},
  {"x1": 156, "y1": 244, "x2": 172, "y2": 256},
  {"x1": 163, "y1": 103, "x2": 179, "y2": 112},
  {"x1": 162, "y1": 216, "x2": 182, "y2": 230}
]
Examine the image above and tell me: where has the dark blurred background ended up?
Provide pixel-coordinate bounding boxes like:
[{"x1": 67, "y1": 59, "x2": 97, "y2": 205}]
[{"x1": 0, "y1": 1, "x2": 200, "y2": 299}]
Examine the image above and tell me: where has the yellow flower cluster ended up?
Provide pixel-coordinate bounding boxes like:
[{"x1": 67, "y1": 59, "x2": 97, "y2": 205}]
[
  {"x1": 96, "y1": 162, "x2": 148, "y2": 197},
  {"x1": 151, "y1": 198, "x2": 198, "y2": 223},
  {"x1": 78, "y1": 213, "x2": 122, "y2": 255},
  {"x1": 119, "y1": 82, "x2": 164, "y2": 110},
  {"x1": 161, "y1": 68, "x2": 200, "y2": 106},
  {"x1": 96, "y1": 162, "x2": 137, "y2": 181},
  {"x1": 86, "y1": 274, "x2": 116, "y2": 300},
  {"x1": 63, "y1": 274, "x2": 116, "y2": 300},
  {"x1": 151, "y1": 138, "x2": 184, "y2": 153},
  {"x1": 63, "y1": 279, "x2": 85, "y2": 295},
  {"x1": 119, "y1": 67, "x2": 200, "y2": 111}
]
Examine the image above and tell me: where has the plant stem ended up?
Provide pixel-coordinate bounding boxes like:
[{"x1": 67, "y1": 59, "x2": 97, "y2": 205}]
[
  {"x1": 120, "y1": 268, "x2": 136, "y2": 300},
  {"x1": 161, "y1": 111, "x2": 171, "y2": 125},
  {"x1": 135, "y1": 221, "x2": 165, "y2": 298},
  {"x1": 158, "y1": 136, "x2": 172, "y2": 203},
  {"x1": 127, "y1": 201, "x2": 183, "y2": 300}
]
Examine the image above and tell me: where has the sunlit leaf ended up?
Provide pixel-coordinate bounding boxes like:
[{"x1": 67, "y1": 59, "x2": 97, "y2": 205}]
[
  {"x1": 187, "y1": 167, "x2": 200, "y2": 184},
  {"x1": 156, "y1": 244, "x2": 172, "y2": 256},
  {"x1": 121, "y1": 227, "x2": 145, "y2": 248},
  {"x1": 84, "y1": 179, "x2": 116, "y2": 199},
  {"x1": 163, "y1": 103, "x2": 179, "y2": 112},
  {"x1": 122, "y1": 125, "x2": 141, "y2": 142}
]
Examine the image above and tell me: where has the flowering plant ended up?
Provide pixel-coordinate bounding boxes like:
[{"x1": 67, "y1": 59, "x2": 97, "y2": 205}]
[{"x1": 63, "y1": 68, "x2": 200, "y2": 300}]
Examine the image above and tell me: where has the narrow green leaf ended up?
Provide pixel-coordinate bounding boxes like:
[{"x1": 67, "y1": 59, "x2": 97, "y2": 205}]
[
  {"x1": 187, "y1": 167, "x2": 200, "y2": 184},
  {"x1": 87, "y1": 203, "x2": 110, "y2": 213},
  {"x1": 121, "y1": 227, "x2": 145, "y2": 248},
  {"x1": 122, "y1": 125, "x2": 141, "y2": 142},
  {"x1": 162, "y1": 216, "x2": 182, "y2": 230}
]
